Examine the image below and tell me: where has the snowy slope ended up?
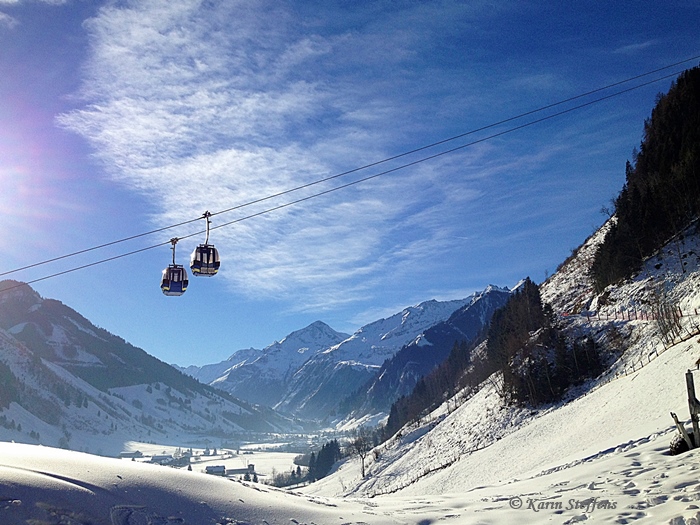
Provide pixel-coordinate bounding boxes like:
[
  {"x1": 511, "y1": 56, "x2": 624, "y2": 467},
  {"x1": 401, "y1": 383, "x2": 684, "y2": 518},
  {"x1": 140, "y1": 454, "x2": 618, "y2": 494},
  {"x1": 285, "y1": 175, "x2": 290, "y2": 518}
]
[
  {"x1": 299, "y1": 222, "x2": 700, "y2": 523},
  {"x1": 0, "y1": 442, "x2": 405, "y2": 525},
  {"x1": 539, "y1": 217, "x2": 612, "y2": 314},
  {"x1": 0, "y1": 282, "x2": 293, "y2": 455}
]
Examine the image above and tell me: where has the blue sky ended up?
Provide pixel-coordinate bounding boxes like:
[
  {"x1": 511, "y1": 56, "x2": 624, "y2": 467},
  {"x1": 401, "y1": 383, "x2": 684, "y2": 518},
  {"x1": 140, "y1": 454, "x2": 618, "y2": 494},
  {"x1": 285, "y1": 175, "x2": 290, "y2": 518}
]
[{"x1": 0, "y1": 0, "x2": 698, "y2": 366}]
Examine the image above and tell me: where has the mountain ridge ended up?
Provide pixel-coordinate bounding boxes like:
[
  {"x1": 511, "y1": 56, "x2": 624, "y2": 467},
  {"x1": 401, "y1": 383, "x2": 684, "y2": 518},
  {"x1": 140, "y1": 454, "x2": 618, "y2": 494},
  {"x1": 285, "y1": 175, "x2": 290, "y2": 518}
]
[
  {"x1": 339, "y1": 285, "x2": 512, "y2": 422},
  {"x1": 185, "y1": 292, "x2": 506, "y2": 423},
  {"x1": 0, "y1": 280, "x2": 295, "y2": 455}
]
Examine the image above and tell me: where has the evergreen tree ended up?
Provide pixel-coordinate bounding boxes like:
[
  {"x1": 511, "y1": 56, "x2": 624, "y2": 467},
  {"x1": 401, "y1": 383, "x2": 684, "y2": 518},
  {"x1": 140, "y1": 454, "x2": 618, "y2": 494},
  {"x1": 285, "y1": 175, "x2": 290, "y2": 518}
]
[
  {"x1": 592, "y1": 66, "x2": 700, "y2": 290},
  {"x1": 307, "y1": 452, "x2": 317, "y2": 482}
]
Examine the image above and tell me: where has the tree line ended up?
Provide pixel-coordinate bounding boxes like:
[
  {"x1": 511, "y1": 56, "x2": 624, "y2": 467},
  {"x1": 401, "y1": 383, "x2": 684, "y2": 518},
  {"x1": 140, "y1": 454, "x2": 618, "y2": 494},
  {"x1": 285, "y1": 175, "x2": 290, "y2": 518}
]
[
  {"x1": 384, "y1": 278, "x2": 610, "y2": 439},
  {"x1": 591, "y1": 66, "x2": 700, "y2": 291}
]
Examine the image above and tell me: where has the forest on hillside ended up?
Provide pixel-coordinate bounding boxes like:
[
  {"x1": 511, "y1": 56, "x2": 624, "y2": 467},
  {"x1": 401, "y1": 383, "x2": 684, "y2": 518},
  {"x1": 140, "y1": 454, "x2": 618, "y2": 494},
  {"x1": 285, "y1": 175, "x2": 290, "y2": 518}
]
[
  {"x1": 383, "y1": 279, "x2": 607, "y2": 439},
  {"x1": 591, "y1": 66, "x2": 700, "y2": 291}
]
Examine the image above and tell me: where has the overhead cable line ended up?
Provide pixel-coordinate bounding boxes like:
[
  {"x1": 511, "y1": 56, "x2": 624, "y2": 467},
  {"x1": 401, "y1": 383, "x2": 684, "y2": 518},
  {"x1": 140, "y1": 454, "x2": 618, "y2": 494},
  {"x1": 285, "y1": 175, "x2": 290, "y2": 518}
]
[
  {"x1": 0, "y1": 60, "x2": 698, "y2": 295},
  {"x1": 4, "y1": 241, "x2": 174, "y2": 290},
  {"x1": 0, "y1": 217, "x2": 202, "y2": 279},
  {"x1": 1, "y1": 54, "x2": 698, "y2": 283},
  {"x1": 206, "y1": 68, "x2": 690, "y2": 231},
  {"x1": 208, "y1": 53, "x2": 700, "y2": 219}
]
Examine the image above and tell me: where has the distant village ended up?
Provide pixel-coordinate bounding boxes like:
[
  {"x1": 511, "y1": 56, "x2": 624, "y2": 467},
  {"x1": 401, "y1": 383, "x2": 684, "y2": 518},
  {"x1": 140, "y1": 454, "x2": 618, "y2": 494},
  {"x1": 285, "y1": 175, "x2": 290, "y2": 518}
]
[{"x1": 119, "y1": 446, "x2": 259, "y2": 480}]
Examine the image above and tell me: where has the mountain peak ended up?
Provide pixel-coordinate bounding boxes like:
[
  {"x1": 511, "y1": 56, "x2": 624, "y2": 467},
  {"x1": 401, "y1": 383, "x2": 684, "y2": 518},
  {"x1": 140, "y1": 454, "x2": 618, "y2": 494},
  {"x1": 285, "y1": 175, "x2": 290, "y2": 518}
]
[
  {"x1": 279, "y1": 320, "x2": 343, "y2": 344},
  {"x1": 483, "y1": 284, "x2": 510, "y2": 294},
  {"x1": 270, "y1": 321, "x2": 349, "y2": 354},
  {"x1": 0, "y1": 280, "x2": 42, "y2": 305}
]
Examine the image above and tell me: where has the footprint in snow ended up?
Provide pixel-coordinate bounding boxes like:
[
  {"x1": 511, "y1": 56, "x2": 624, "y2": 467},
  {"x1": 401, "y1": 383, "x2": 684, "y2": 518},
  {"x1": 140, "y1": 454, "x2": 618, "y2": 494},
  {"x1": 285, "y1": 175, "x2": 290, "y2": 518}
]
[
  {"x1": 562, "y1": 514, "x2": 588, "y2": 524},
  {"x1": 110, "y1": 505, "x2": 184, "y2": 525},
  {"x1": 668, "y1": 511, "x2": 700, "y2": 525},
  {"x1": 614, "y1": 510, "x2": 646, "y2": 523},
  {"x1": 675, "y1": 481, "x2": 700, "y2": 490},
  {"x1": 628, "y1": 494, "x2": 668, "y2": 509}
]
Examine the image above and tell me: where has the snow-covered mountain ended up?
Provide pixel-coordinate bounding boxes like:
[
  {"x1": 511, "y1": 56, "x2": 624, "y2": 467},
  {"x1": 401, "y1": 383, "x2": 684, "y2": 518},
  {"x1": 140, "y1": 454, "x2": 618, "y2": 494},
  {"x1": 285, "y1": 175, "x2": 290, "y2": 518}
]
[
  {"x1": 183, "y1": 321, "x2": 350, "y2": 408},
  {"x1": 184, "y1": 297, "x2": 482, "y2": 422},
  {"x1": 341, "y1": 285, "x2": 512, "y2": 422},
  {"x1": 0, "y1": 281, "x2": 294, "y2": 455},
  {"x1": 273, "y1": 297, "x2": 477, "y2": 420},
  {"x1": 176, "y1": 347, "x2": 262, "y2": 385}
]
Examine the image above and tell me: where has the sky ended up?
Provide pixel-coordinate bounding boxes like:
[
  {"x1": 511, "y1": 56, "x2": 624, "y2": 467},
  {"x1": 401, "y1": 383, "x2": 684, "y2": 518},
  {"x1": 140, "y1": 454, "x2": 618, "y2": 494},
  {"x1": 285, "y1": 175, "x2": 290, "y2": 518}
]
[{"x1": 0, "y1": 0, "x2": 698, "y2": 367}]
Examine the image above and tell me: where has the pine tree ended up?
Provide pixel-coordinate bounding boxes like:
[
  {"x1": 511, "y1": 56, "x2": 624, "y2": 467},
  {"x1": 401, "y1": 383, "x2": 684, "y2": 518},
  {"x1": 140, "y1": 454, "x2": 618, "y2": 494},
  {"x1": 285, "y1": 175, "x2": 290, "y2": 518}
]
[
  {"x1": 307, "y1": 452, "x2": 317, "y2": 482},
  {"x1": 592, "y1": 66, "x2": 700, "y2": 290}
]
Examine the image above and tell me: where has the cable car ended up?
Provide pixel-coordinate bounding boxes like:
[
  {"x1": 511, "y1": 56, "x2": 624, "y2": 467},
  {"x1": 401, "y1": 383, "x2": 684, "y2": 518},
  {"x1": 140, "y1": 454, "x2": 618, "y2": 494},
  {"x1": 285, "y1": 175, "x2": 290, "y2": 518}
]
[
  {"x1": 161, "y1": 238, "x2": 188, "y2": 296},
  {"x1": 190, "y1": 211, "x2": 220, "y2": 276}
]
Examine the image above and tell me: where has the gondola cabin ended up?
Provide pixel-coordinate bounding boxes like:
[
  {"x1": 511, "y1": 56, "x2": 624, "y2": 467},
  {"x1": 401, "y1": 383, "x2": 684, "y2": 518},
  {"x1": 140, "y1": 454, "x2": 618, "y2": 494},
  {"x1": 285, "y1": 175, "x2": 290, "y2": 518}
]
[
  {"x1": 190, "y1": 244, "x2": 220, "y2": 276},
  {"x1": 161, "y1": 265, "x2": 188, "y2": 296}
]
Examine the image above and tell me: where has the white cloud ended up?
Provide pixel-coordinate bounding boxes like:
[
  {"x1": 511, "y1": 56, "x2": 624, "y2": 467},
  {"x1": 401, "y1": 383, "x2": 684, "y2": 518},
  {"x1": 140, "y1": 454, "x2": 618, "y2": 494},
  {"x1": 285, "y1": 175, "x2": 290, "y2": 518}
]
[
  {"x1": 0, "y1": 11, "x2": 18, "y2": 28},
  {"x1": 613, "y1": 40, "x2": 656, "y2": 55},
  {"x1": 60, "y1": 0, "x2": 597, "y2": 311},
  {"x1": 0, "y1": 0, "x2": 70, "y2": 4}
]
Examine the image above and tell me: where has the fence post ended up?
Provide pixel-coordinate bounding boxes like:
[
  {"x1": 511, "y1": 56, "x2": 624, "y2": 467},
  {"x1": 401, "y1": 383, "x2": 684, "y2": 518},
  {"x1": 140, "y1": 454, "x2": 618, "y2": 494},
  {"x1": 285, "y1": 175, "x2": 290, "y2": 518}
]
[
  {"x1": 672, "y1": 411, "x2": 695, "y2": 450},
  {"x1": 687, "y1": 370, "x2": 700, "y2": 448}
]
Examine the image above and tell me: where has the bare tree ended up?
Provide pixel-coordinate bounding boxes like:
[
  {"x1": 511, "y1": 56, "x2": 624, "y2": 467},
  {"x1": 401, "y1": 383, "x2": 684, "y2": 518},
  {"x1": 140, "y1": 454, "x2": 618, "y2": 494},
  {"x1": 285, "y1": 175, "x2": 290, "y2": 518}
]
[
  {"x1": 652, "y1": 284, "x2": 682, "y2": 346},
  {"x1": 350, "y1": 427, "x2": 373, "y2": 478}
]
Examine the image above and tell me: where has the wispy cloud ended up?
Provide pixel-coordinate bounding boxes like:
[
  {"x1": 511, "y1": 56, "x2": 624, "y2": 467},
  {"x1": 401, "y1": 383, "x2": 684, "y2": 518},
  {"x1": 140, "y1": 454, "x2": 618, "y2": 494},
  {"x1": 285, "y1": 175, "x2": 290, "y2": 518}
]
[
  {"x1": 0, "y1": 0, "x2": 70, "y2": 5},
  {"x1": 57, "y1": 0, "x2": 507, "y2": 310},
  {"x1": 0, "y1": 11, "x2": 17, "y2": 29},
  {"x1": 56, "y1": 0, "x2": 659, "y2": 315},
  {"x1": 613, "y1": 40, "x2": 656, "y2": 55}
]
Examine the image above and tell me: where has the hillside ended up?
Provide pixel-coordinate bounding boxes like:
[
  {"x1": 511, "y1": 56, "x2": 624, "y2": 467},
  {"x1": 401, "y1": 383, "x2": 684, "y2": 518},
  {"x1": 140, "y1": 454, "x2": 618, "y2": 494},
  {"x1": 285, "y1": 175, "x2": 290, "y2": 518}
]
[
  {"x1": 0, "y1": 281, "x2": 294, "y2": 455},
  {"x1": 301, "y1": 220, "x2": 700, "y2": 523},
  {"x1": 592, "y1": 66, "x2": 700, "y2": 291}
]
